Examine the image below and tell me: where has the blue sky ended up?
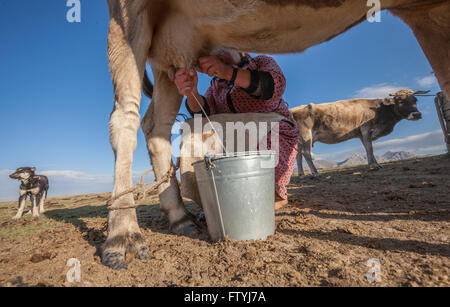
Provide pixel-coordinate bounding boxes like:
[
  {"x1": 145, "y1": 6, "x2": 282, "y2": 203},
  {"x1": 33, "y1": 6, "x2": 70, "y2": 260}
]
[{"x1": 0, "y1": 1, "x2": 445, "y2": 200}]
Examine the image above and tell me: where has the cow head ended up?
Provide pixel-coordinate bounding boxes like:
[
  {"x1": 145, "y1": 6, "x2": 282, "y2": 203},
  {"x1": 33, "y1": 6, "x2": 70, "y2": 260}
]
[{"x1": 388, "y1": 89, "x2": 429, "y2": 121}]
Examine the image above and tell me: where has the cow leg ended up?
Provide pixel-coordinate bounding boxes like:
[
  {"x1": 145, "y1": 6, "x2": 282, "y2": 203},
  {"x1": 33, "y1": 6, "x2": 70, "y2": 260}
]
[
  {"x1": 296, "y1": 151, "x2": 305, "y2": 177},
  {"x1": 297, "y1": 122, "x2": 320, "y2": 177},
  {"x1": 296, "y1": 143, "x2": 306, "y2": 178},
  {"x1": 390, "y1": 3, "x2": 450, "y2": 98},
  {"x1": 300, "y1": 137, "x2": 319, "y2": 177},
  {"x1": 141, "y1": 68, "x2": 197, "y2": 234},
  {"x1": 13, "y1": 194, "x2": 26, "y2": 220},
  {"x1": 303, "y1": 149, "x2": 320, "y2": 177},
  {"x1": 102, "y1": 3, "x2": 152, "y2": 270},
  {"x1": 360, "y1": 129, "x2": 381, "y2": 169}
]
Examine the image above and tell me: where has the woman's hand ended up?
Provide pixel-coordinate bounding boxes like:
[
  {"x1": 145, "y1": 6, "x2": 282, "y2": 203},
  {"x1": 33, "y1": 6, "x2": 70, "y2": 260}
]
[
  {"x1": 174, "y1": 68, "x2": 198, "y2": 96},
  {"x1": 198, "y1": 56, "x2": 233, "y2": 80}
]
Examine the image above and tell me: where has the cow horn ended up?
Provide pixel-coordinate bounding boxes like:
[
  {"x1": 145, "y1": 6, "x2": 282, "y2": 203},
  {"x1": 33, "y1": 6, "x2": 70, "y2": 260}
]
[{"x1": 413, "y1": 90, "x2": 430, "y2": 95}]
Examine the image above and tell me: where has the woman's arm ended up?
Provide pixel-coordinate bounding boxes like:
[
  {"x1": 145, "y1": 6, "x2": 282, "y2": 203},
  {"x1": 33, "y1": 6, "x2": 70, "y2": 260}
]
[
  {"x1": 186, "y1": 91, "x2": 205, "y2": 113},
  {"x1": 197, "y1": 55, "x2": 283, "y2": 100},
  {"x1": 197, "y1": 56, "x2": 251, "y2": 89},
  {"x1": 244, "y1": 55, "x2": 286, "y2": 101},
  {"x1": 233, "y1": 68, "x2": 251, "y2": 89},
  {"x1": 174, "y1": 68, "x2": 205, "y2": 113}
]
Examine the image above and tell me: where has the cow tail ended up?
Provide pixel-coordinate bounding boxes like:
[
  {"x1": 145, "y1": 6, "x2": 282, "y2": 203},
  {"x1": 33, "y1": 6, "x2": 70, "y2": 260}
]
[{"x1": 143, "y1": 69, "x2": 153, "y2": 98}]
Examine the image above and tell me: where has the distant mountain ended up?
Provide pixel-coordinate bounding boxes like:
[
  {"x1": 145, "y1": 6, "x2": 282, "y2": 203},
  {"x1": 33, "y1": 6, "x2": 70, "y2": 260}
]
[
  {"x1": 300, "y1": 151, "x2": 415, "y2": 171},
  {"x1": 313, "y1": 160, "x2": 338, "y2": 169},
  {"x1": 337, "y1": 153, "x2": 367, "y2": 167},
  {"x1": 377, "y1": 151, "x2": 415, "y2": 163}
]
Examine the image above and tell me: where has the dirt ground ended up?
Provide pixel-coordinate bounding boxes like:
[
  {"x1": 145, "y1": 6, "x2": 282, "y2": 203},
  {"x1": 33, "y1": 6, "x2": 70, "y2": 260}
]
[{"x1": 0, "y1": 154, "x2": 449, "y2": 287}]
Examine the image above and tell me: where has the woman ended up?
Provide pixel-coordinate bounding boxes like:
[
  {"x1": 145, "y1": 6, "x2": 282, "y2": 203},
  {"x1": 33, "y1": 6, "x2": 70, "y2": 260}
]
[{"x1": 174, "y1": 51, "x2": 298, "y2": 210}]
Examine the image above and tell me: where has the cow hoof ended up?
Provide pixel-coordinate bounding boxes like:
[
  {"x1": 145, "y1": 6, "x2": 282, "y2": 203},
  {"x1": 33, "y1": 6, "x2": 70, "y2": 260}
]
[
  {"x1": 135, "y1": 245, "x2": 151, "y2": 260},
  {"x1": 102, "y1": 250, "x2": 127, "y2": 270},
  {"x1": 182, "y1": 225, "x2": 196, "y2": 236},
  {"x1": 102, "y1": 231, "x2": 149, "y2": 269},
  {"x1": 197, "y1": 212, "x2": 206, "y2": 222},
  {"x1": 12, "y1": 215, "x2": 21, "y2": 220},
  {"x1": 313, "y1": 174, "x2": 324, "y2": 179},
  {"x1": 172, "y1": 222, "x2": 200, "y2": 237},
  {"x1": 370, "y1": 164, "x2": 383, "y2": 170},
  {"x1": 170, "y1": 212, "x2": 202, "y2": 236},
  {"x1": 196, "y1": 212, "x2": 208, "y2": 229}
]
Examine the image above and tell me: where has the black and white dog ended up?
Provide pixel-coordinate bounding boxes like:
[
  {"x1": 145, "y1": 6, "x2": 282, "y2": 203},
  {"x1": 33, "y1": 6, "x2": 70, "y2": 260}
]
[{"x1": 9, "y1": 167, "x2": 49, "y2": 219}]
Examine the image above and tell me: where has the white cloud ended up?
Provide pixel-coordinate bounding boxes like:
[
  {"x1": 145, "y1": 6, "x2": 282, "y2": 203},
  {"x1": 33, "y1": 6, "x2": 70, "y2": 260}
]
[
  {"x1": 353, "y1": 83, "x2": 405, "y2": 99},
  {"x1": 0, "y1": 169, "x2": 155, "y2": 202},
  {"x1": 41, "y1": 170, "x2": 113, "y2": 183},
  {"x1": 315, "y1": 130, "x2": 446, "y2": 162},
  {"x1": 416, "y1": 75, "x2": 437, "y2": 88}
]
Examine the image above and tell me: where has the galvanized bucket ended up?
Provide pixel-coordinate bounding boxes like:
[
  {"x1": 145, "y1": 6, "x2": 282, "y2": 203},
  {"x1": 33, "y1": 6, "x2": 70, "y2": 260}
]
[{"x1": 193, "y1": 151, "x2": 275, "y2": 241}]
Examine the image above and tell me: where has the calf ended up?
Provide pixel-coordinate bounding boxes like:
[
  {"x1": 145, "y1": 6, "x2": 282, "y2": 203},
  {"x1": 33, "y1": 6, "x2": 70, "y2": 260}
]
[
  {"x1": 290, "y1": 89, "x2": 428, "y2": 177},
  {"x1": 9, "y1": 167, "x2": 49, "y2": 219}
]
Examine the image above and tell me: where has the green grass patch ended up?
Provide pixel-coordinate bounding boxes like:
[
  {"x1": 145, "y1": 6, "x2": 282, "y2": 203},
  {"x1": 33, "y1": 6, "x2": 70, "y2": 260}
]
[
  {"x1": 0, "y1": 194, "x2": 109, "y2": 241},
  {"x1": 0, "y1": 215, "x2": 62, "y2": 240}
]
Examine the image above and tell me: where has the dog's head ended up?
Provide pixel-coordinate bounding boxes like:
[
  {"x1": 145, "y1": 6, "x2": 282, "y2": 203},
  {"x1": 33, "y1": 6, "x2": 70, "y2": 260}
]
[{"x1": 9, "y1": 167, "x2": 36, "y2": 181}]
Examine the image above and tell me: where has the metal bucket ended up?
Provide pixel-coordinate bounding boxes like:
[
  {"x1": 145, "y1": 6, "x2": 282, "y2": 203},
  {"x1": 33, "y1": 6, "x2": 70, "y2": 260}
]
[{"x1": 193, "y1": 151, "x2": 275, "y2": 241}]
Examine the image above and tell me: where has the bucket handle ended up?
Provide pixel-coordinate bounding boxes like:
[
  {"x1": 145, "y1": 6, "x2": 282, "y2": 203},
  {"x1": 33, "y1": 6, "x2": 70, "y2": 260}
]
[{"x1": 208, "y1": 164, "x2": 227, "y2": 239}]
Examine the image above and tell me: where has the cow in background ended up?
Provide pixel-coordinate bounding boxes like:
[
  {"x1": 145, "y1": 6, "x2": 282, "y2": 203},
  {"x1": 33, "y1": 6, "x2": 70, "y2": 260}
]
[{"x1": 290, "y1": 89, "x2": 428, "y2": 177}]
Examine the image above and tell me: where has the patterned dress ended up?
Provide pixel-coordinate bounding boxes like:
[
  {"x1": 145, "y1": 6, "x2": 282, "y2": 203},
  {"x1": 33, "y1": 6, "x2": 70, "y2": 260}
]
[{"x1": 187, "y1": 55, "x2": 299, "y2": 199}]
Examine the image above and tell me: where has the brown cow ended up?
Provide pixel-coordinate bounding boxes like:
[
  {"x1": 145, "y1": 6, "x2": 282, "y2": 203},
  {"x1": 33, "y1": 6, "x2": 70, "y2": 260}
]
[{"x1": 290, "y1": 89, "x2": 428, "y2": 176}]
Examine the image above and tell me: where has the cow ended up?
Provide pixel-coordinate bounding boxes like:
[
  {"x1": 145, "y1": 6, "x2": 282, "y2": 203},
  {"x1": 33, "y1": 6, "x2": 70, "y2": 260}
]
[
  {"x1": 290, "y1": 89, "x2": 427, "y2": 177},
  {"x1": 103, "y1": 0, "x2": 449, "y2": 269}
]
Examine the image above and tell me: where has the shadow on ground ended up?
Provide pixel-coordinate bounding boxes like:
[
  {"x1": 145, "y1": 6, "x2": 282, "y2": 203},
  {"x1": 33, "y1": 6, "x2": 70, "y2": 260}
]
[{"x1": 43, "y1": 198, "x2": 207, "y2": 249}]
